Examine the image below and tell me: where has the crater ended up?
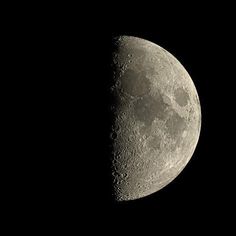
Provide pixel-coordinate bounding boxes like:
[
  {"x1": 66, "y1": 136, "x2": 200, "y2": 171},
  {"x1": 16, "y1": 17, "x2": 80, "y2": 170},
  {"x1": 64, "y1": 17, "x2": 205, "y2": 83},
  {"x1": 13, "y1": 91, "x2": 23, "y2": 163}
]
[
  {"x1": 134, "y1": 93, "x2": 168, "y2": 125},
  {"x1": 174, "y1": 87, "x2": 189, "y2": 107},
  {"x1": 162, "y1": 95, "x2": 172, "y2": 106},
  {"x1": 121, "y1": 69, "x2": 150, "y2": 97}
]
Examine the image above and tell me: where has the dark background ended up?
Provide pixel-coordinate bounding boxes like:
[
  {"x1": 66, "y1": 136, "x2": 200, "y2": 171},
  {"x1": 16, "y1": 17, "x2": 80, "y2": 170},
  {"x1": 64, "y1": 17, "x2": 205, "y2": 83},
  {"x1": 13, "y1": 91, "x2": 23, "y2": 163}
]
[
  {"x1": 57, "y1": 19, "x2": 234, "y2": 230},
  {"x1": 9, "y1": 5, "x2": 235, "y2": 232}
]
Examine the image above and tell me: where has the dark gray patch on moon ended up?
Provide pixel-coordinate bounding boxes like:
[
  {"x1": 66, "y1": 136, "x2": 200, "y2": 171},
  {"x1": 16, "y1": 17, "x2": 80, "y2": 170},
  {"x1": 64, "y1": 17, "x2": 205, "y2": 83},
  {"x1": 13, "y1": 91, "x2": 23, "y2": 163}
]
[
  {"x1": 165, "y1": 111, "x2": 186, "y2": 137},
  {"x1": 174, "y1": 87, "x2": 190, "y2": 107},
  {"x1": 134, "y1": 93, "x2": 168, "y2": 125},
  {"x1": 121, "y1": 69, "x2": 150, "y2": 97}
]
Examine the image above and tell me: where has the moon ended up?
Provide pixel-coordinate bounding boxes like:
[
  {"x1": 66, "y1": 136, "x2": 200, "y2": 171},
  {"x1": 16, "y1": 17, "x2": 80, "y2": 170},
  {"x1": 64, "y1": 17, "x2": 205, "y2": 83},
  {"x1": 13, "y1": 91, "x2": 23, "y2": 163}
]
[{"x1": 110, "y1": 36, "x2": 201, "y2": 201}]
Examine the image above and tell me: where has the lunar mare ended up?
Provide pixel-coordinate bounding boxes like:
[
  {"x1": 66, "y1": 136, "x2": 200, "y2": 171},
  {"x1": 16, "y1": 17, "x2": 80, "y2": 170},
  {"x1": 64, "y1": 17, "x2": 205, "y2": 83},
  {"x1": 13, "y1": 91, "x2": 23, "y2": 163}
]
[{"x1": 110, "y1": 36, "x2": 201, "y2": 201}]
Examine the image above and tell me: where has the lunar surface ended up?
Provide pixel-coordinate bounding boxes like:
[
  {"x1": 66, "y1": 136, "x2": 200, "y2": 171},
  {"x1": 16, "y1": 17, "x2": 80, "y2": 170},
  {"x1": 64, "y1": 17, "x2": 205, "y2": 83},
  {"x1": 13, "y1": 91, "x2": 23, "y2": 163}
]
[{"x1": 110, "y1": 36, "x2": 201, "y2": 201}]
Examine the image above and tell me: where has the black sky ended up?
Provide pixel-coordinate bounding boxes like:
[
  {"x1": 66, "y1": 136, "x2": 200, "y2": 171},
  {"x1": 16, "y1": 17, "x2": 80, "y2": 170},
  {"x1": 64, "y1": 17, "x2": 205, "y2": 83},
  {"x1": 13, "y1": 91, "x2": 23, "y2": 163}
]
[{"x1": 26, "y1": 8, "x2": 235, "y2": 232}]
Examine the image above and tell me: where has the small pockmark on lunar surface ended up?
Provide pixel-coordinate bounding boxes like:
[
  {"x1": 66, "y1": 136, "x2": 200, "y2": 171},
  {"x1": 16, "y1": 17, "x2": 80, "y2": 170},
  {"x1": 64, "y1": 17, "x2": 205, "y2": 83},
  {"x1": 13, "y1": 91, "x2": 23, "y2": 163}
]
[
  {"x1": 162, "y1": 94, "x2": 172, "y2": 106},
  {"x1": 174, "y1": 87, "x2": 190, "y2": 107},
  {"x1": 110, "y1": 132, "x2": 117, "y2": 140}
]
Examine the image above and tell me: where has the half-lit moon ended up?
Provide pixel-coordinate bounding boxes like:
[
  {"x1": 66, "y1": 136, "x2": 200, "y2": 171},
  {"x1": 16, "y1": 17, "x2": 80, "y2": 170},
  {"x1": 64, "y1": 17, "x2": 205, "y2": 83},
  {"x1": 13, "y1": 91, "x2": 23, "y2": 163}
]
[{"x1": 110, "y1": 36, "x2": 201, "y2": 201}]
